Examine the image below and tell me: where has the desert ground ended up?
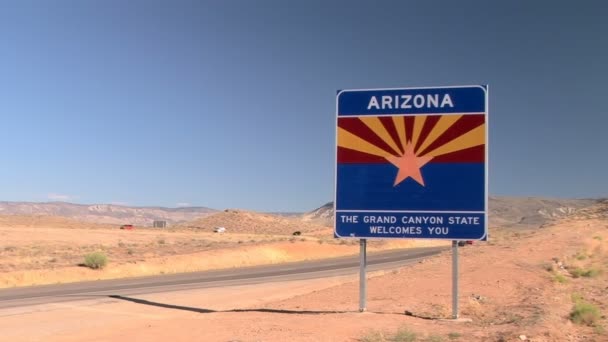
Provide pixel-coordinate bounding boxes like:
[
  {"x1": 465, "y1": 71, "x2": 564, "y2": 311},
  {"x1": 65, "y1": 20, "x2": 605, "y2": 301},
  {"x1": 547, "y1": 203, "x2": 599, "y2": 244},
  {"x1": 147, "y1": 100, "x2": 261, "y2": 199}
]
[
  {"x1": 0, "y1": 202, "x2": 607, "y2": 341},
  {"x1": 0, "y1": 210, "x2": 442, "y2": 288}
]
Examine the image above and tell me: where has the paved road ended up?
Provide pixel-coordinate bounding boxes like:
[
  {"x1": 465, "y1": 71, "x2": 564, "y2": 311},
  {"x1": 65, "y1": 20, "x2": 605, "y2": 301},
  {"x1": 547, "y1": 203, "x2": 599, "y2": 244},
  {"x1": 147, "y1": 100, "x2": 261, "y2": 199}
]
[{"x1": 0, "y1": 246, "x2": 446, "y2": 309}]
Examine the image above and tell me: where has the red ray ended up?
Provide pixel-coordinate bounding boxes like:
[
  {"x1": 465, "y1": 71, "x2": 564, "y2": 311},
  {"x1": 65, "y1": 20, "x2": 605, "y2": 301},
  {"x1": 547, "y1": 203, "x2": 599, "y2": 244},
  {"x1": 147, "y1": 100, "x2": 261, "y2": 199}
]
[
  {"x1": 337, "y1": 146, "x2": 388, "y2": 163},
  {"x1": 414, "y1": 115, "x2": 441, "y2": 153},
  {"x1": 418, "y1": 114, "x2": 485, "y2": 156},
  {"x1": 379, "y1": 116, "x2": 404, "y2": 155},
  {"x1": 338, "y1": 117, "x2": 400, "y2": 155}
]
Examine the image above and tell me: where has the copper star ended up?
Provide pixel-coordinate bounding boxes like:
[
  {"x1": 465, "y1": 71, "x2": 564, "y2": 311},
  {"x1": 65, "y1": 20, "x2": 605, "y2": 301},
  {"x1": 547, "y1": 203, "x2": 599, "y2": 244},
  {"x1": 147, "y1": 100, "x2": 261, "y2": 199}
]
[{"x1": 385, "y1": 144, "x2": 433, "y2": 186}]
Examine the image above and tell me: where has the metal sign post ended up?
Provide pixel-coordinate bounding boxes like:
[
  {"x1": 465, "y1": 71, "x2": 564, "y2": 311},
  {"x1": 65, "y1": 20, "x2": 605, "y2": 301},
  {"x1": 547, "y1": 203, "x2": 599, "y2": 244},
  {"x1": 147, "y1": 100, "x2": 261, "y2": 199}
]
[
  {"x1": 359, "y1": 238, "x2": 367, "y2": 312},
  {"x1": 452, "y1": 240, "x2": 459, "y2": 319}
]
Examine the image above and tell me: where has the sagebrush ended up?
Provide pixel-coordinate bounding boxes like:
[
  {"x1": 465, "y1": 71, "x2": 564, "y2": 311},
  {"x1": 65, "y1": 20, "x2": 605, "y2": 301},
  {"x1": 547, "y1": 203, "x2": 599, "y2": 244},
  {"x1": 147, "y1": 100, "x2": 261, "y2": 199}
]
[
  {"x1": 570, "y1": 300, "x2": 601, "y2": 326},
  {"x1": 84, "y1": 252, "x2": 108, "y2": 269}
]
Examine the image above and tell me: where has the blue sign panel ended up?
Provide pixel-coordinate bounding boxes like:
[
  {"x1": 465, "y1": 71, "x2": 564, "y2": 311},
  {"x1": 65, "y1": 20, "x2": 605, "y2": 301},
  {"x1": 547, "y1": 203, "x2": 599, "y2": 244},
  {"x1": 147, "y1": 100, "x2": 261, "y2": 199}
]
[{"x1": 335, "y1": 85, "x2": 488, "y2": 240}]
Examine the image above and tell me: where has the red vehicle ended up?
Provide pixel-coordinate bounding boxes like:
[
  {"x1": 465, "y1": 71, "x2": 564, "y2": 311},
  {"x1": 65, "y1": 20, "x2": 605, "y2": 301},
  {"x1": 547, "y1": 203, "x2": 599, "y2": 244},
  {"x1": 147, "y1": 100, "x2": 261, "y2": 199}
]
[
  {"x1": 120, "y1": 224, "x2": 134, "y2": 230},
  {"x1": 457, "y1": 240, "x2": 474, "y2": 247}
]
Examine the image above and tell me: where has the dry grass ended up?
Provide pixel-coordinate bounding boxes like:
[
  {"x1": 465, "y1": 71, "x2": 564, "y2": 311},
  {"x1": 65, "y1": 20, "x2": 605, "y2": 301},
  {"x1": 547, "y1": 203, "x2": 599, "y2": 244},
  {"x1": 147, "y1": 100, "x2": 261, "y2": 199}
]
[
  {"x1": 83, "y1": 252, "x2": 108, "y2": 269},
  {"x1": 359, "y1": 327, "x2": 451, "y2": 342},
  {"x1": 0, "y1": 213, "x2": 441, "y2": 288},
  {"x1": 570, "y1": 300, "x2": 601, "y2": 326}
]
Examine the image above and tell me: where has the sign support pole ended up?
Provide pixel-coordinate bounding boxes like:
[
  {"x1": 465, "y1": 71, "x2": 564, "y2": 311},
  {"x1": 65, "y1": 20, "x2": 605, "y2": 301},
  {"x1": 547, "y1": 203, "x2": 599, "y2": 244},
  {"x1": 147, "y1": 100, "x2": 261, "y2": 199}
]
[
  {"x1": 452, "y1": 240, "x2": 459, "y2": 319},
  {"x1": 359, "y1": 238, "x2": 367, "y2": 312}
]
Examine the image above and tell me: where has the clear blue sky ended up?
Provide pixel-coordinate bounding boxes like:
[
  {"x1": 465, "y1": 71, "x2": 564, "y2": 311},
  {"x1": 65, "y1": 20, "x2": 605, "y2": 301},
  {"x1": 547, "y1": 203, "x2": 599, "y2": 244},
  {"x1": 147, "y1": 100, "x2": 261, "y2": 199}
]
[{"x1": 1, "y1": 1, "x2": 606, "y2": 212}]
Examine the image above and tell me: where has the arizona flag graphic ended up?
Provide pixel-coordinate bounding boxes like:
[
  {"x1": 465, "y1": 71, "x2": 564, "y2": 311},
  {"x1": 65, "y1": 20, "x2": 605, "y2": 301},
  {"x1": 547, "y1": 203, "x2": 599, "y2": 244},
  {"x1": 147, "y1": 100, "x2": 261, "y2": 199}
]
[{"x1": 335, "y1": 86, "x2": 488, "y2": 240}]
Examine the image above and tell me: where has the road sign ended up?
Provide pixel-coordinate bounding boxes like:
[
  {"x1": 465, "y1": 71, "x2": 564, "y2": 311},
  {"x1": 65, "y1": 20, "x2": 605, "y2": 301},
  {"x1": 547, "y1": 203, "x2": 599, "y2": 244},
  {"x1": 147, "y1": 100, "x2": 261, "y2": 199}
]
[{"x1": 335, "y1": 85, "x2": 488, "y2": 240}]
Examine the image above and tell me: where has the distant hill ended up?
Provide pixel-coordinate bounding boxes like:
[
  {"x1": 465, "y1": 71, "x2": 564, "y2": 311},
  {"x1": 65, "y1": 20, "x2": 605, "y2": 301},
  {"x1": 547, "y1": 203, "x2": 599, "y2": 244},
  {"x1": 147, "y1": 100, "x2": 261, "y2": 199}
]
[
  {"x1": 2, "y1": 196, "x2": 601, "y2": 230},
  {"x1": 568, "y1": 198, "x2": 608, "y2": 220},
  {"x1": 0, "y1": 201, "x2": 216, "y2": 226},
  {"x1": 487, "y1": 196, "x2": 597, "y2": 228},
  {"x1": 179, "y1": 209, "x2": 330, "y2": 235},
  {"x1": 301, "y1": 197, "x2": 601, "y2": 228},
  {"x1": 301, "y1": 202, "x2": 334, "y2": 225}
]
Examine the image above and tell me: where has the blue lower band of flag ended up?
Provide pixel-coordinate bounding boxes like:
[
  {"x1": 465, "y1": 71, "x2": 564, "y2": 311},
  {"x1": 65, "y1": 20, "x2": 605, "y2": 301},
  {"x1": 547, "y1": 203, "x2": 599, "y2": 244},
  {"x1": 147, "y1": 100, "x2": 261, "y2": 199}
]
[{"x1": 336, "y1": 163, "x2": 485, "y2": 211}]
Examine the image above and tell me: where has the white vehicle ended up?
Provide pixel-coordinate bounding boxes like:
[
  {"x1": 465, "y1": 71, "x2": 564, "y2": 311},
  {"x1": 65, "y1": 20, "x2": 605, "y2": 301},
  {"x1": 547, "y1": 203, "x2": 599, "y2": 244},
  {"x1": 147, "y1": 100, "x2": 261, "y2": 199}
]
[{"x1": 214, "y1": 227, "x2": 226, "y2": 233}]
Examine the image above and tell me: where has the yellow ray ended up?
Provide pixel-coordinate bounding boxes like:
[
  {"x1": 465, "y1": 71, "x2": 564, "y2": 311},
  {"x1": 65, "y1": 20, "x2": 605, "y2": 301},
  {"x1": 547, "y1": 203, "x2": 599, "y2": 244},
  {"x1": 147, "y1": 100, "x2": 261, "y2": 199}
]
[
  {"x1": 359, "y1": 117, "x2": 402, "y2": 155},
  {"x1": 337, "y1": 127, "x2": 393, "y2": 157},
  {"x1": 392, "y1": 116, "x2": 407, "y2": 153},
  {"x1": 425, "y1": 124, "x2": 486, "y2": 157},
  {"x1": 410, "y1": 115, "x2": 427, "y2": 147},
  {"x1": 416, "y1": 115, "x2": 462, "y2": 154}
]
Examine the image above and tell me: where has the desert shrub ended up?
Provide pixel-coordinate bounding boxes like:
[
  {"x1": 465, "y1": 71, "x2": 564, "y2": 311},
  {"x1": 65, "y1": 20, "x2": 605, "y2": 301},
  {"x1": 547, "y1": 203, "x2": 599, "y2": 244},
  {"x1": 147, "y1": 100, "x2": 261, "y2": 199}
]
[
  {"x1": 569, "y1": 267, "x2": 584, "y2": 278},
  {"x1": 593, "y1": 236, "x2": 603, "y2": 241},
  {"x1": 570, "y1": 301, "x2": 601, "y2": 326},
  {"x1": 552, "y1": 273, "x2": 568, "y2": 283},
  {"x1": 571, "y1": 292, "x2": 584, "y2": 303},
  {"x1": 542, "y1": 263, "x2": 555, "y2": 272},
  {"x1": 424, "y1": 335, "x2": 444, "y2": 342},
  {"x1": 392, "y1": 327, "x2": 417, "y2": 342},
  {"x1": 575, "y1": 252, "x2": 587, "y2": 260},
  {"x1": 359, "y1": 327, "x2": 420, "y2": 342},
  {"x1": 582, "y1": 268, "x2": 602, "y2": 277},
  {"x1": 157, "y1": 238, "x2": 166, "y2": 245},
  {"x1": 84, "y1": 252, "x2": 108, "y2": 269},
  {"x1": 447, "y1": 332, "x2": 461, "y2": 340},
  {"x1": 359, "y1": 330, "x2": 387, "y2": 342},
  {"x1": 569, "y1": 267, "x2": 602, "y2": 278},
  {"x1": 127, "y1": 248, "x2": 134, "y2": 255}
]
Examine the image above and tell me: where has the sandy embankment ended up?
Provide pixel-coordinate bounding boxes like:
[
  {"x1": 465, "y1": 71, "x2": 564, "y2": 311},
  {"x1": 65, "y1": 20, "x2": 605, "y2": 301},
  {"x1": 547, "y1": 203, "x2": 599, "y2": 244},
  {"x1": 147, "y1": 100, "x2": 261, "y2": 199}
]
[{"x1": 0, "y1": 239, "x2": 447, "y2": 288}]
